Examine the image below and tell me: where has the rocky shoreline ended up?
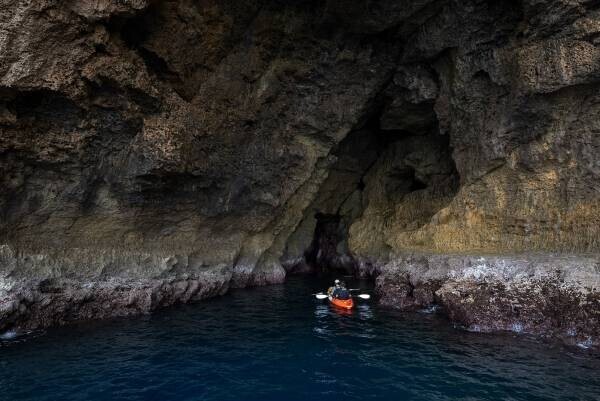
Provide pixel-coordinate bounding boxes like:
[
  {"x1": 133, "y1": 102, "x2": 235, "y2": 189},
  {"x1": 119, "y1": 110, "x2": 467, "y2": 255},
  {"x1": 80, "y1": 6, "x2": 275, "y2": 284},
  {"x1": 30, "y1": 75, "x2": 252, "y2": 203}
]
[
  {"x1": 0, "y1": 245, "x2": 285, "y2": 333},
  {"x1": 3, "y1": 242, "x2": 599, "y2": 352},
  {"x1": 369, "y1": 253, "x2": 600, "y2": 350}
]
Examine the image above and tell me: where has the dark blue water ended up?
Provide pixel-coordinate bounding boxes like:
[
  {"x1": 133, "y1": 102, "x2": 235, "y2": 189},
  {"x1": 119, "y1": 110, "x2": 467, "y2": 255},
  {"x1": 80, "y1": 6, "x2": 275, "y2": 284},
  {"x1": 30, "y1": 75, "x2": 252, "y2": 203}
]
[{"x1": 1, "y1": 276, "x2": 600, "y2": 401}]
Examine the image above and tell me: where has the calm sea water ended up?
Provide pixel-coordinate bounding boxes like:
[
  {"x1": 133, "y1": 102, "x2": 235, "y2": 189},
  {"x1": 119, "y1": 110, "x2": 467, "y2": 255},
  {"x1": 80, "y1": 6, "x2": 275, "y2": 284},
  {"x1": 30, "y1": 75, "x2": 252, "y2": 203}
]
[{"x1": 1, "y1": 276, "x2": 599, "y2": 401}]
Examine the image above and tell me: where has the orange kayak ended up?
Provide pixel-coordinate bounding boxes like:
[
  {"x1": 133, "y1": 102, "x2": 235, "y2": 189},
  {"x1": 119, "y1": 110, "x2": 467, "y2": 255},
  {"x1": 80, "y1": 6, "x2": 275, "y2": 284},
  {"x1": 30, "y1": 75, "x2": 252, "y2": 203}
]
[{"x1": 329, "y1": 296, "x2": 354, "y2": 310}]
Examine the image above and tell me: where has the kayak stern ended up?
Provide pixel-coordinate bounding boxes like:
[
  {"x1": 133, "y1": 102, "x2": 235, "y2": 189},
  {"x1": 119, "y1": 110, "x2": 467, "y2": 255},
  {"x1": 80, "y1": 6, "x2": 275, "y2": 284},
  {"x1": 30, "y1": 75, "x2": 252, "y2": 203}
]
[{"x1": 329, "y1": 296, "x2": 354, "y2": 310}]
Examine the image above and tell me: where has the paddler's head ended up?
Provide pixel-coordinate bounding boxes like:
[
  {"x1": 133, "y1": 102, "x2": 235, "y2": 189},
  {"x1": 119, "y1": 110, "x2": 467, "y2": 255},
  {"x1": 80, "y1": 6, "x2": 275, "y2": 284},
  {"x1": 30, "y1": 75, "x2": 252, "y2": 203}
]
[{"x1": 334, "y1": 279, "x2": 340, "y2": 287}]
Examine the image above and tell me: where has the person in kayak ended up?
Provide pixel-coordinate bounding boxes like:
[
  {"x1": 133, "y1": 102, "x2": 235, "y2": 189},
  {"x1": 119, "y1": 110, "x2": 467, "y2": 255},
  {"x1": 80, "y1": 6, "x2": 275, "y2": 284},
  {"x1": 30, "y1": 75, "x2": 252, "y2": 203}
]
[
  {"x1": 327, "y1": 279, "x2": 341, "y2": 296},
  {"x1": 327, "y1": 279, "x2": 351, "y2": 300}
]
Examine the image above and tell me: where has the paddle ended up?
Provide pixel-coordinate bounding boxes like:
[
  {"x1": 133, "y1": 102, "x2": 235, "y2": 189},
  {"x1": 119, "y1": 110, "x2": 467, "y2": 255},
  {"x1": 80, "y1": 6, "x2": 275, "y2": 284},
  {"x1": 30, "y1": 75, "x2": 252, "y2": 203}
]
[
  {"x1": 349, "y1": 289, "x2": 371, "y2": 299},
  {"x1": 313, "y1": 293, "x2": 370, "y2": 300}
]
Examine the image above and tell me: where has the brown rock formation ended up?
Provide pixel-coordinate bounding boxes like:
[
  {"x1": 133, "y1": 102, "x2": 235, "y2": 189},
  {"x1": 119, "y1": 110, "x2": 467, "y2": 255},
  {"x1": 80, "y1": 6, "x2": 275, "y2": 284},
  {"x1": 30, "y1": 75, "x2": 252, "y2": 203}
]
[{"x1": 1, "y1": 0, "x2": 600, "y2": 347}]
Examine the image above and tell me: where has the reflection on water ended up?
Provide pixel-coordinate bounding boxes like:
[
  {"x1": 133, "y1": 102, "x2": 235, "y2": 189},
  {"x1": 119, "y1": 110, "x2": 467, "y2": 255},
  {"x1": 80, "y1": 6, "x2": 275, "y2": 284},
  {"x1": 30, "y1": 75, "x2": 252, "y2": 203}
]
[
  {"x1": 314, "y1": 304, "x2": 330, "y2": 319},
  {"x1": 1, "y1": 275, "x2": 600, "y2": 401},
  {"x1": 314, "y1": 301, "x2": 375, "y2": 341},
  {"x1": 357, "y1": 304, "x2": 374, "y2": 320}
]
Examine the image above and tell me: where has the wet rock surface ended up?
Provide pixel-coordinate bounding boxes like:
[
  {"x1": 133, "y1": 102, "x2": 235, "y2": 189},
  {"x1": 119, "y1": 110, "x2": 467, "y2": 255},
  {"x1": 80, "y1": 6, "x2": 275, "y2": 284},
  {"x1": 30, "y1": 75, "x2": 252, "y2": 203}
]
[
  {"x1": 1, "y1": 0, "x2": 600, "y2": 342},
  {"x1": 372, "y1": 253, "x2": 600, "y2": 349}
]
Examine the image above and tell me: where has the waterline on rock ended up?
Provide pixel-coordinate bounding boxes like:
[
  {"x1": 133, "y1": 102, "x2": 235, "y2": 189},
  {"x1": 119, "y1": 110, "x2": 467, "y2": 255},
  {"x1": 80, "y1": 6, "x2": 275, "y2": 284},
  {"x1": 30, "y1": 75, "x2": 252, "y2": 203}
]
[{"x1": 1, "y1": 276, "x2": 599, "y2": 401}]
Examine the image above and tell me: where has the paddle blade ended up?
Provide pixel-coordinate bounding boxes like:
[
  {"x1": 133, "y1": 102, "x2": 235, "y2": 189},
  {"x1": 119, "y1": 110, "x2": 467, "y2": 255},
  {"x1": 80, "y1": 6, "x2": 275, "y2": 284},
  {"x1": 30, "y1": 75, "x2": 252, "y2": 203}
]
[
  {"x1": 358, "y1": 294, "x2": 371, "y2": 300},
  {"x1": 315, "y1": 294, "x2": 328, "y2": 299}
]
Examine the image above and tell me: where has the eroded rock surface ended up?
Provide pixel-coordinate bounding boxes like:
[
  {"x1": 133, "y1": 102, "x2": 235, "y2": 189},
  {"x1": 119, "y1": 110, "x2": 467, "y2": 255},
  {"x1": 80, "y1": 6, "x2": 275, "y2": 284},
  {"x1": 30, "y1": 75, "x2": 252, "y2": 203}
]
[
  {"x1": 0, "y1": 244, "x2": 233, "y2": 331},
  {"x1": 373, "y1": 253, "x2": 600, "y2": 349},
  {"x1": 1, "y1": 0, "x2": 600, "y2": 343}
]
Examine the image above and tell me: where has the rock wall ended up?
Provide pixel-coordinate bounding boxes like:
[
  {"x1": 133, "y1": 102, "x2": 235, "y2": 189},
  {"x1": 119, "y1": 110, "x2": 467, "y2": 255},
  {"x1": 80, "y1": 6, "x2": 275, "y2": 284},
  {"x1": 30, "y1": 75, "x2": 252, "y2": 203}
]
[
  {"x1": 1, "y1": 0, "x2": 600, "y2": 345},
  {"x1": 373, "y1": 253, "x2": 600, "y2": 349}
]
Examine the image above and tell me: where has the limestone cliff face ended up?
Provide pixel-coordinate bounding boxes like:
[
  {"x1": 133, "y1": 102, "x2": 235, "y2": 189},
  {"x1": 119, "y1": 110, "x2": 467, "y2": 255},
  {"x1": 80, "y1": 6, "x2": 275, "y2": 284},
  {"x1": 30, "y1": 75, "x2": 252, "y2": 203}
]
[{"x1": 1, "y1": 0, "x2": 600, "y2": 343}]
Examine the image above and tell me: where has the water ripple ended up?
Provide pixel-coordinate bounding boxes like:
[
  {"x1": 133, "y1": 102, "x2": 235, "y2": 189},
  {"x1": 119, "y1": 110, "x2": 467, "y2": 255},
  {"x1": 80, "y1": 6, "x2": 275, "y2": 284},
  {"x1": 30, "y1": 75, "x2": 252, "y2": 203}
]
[{"x1": 1, "y1": 276, "x2": 600, "y2": 401}]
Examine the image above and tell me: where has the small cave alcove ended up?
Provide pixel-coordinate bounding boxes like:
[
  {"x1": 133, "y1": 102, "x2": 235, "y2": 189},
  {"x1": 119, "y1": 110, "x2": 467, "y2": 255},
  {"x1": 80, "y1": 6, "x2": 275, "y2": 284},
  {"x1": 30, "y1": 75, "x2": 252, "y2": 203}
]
[
  {"x1": 304, "y1": 212, "x2": 356, "y2": 275},
  {"x1": 289, "y1": 97, "x2": 460, "y2": 278}
]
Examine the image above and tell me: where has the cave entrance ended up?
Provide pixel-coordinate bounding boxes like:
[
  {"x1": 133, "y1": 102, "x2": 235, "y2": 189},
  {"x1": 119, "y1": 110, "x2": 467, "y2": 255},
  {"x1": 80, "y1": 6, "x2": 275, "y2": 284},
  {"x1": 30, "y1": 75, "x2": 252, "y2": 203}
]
[
  {"x1": 305, "y1": 212, "x2": 356, "y2": 275},
  {"x1": 296, "y1": 124, "x2": 459, "y2": 275},
  {"x1": 283, "y1": 81, "x2": 460, "y2": 277}
]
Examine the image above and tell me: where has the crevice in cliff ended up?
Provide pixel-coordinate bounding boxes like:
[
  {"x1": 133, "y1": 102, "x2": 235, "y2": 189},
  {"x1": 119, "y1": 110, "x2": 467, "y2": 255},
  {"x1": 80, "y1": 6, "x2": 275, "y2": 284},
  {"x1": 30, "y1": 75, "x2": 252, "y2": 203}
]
[
  {"x1": 105, "y1": 5, "x2": 191, "y2": 101},
  {"x1": 282, "y1": 72, "x2": 460, "y2": 275},
  {"x1": 84, "y1": 77, "x2": 162, "y2": 115},
  {"x1": 304, "y1": 212, "x2": 351, "y2": 273},
  {"x1": 103, "y1": 1, "x2": 271, "y2": 103},
  {"x1": 6, "y1": 89, "x2": 82, "y2": 127},
  {"x1": 283, "y1": 101, "x2": 458, "y2": 274}
]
